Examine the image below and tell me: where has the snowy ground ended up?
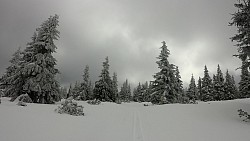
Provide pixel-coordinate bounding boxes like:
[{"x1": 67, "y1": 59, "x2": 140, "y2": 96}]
[{"x1": 0, "y1": 97, "x2": 250, "y2": 141}]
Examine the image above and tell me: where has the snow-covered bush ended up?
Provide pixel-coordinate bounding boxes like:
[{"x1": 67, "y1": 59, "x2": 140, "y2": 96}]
[
  {"x1": 238, "y1": 109, "x2": 250, "y2": 122},
  {"x1": 116, "y1": 100, "x2": 121, "y2": 104},
  {"x1": 87, "y1": 99, "x2": 101, "y2": 105},
  {"x1": 14, "y1": 94, "x2": 33, "y2": 103},
  {"x1": 17, "y1": 101, "x2": 27, "y2": 106},
  {"x1": 55, "y1": 98, "x2": 84, "y2": 116},
  {"x1": 189, "y1": 100, "x2": 198, "y2": 104}
]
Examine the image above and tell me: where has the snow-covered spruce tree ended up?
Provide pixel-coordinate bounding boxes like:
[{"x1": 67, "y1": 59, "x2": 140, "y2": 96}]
[
  {"x1": 55, "y1": 97, "x2": 84, "y2": 116},
  {"x1": 120, "y1": 79, "x2": 131, "y2": 102},
  {"x1": 112, "y1": 72, "x2": 119, "y2": 102},
  {"x1": 239, "y1": 61, "x2": 250, "y2": 98},
  {"x1": 81, "y1": 65, "x2": 92, "y2": 100},
  {"x1": 59, "y1": 87, "x2": 68, "y2": 99},
  {"x1": 182, "y1": 87, "x2": 190, "y2": 103},
  {"x1": 231, "y1": 75, "x2": 239, "y2": 98},
  {"x1": 88, "y1": 81, "x2": 94, "y2": 100},
  {"x1": 201, "y1": 65, "x2": 213, "y2": 101},
  {"x1": 67, "y1": 84, "x2": 73, "y2": 98},
  {"x1": 142, "y1": 81, "x2": 151, "y2": 102},
  {"x1": 151, "y1": 41, "x2": 178, "y2": 104},
  {"x1": 141, "y1": 81, "x2": 152, "y2": 102},
  {"x1": 133, "y1": 83, "x2": 143, "y2": 102},
  {"x1": 175, "y1": 66, "x2": 186, "y2": 103},
  {"x1": 229, "y1": 0, "x2": 250, "y2": 70},
  {"x1": 0, "y1": 47, "x2": 23, "y2": 98},
  {"x1": 138, "y1": 83, "x2": 144, "y2": 102},
  {"x1": 133, "y1": 81, "x2": 151, "y2": 102},
  {"x1": 186, "y1": 74, "x2": 197, "y2": 103},
  {"x1": 212, "y1": 74, "x2": 217, "y2": 98},
  {"x1": 224, "y1": 70, "x2": 237, "y2": 100},
  {"x1": 213, "y1": 65, "x2": 225, "y2": 101},
  {"x1": 94, "y1": 57, "x2": 114, "y2": 102},
  {"x1": 72, "y1": 81, "x2": 84, "y2": 100},
  {"x1": 127, "y1": 84, "x2": 132, "y2": 101},
  {"x1": 230, "y1": 0, "x2": 250, "y2": 99},
  {"x1": 133, "y1": 83, "x2": 139, "y2": 102},
  {"x1": 197, "y1": 77, "x2": 202, "y2": 100},
  {"x1": 9, "y1": 15, "x2": 60, "y2": 103}
]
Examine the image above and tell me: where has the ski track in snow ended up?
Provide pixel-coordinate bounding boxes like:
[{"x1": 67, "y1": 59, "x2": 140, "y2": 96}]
[{"x1": 133, "y1": 109, "x2": 144, "y2": 141}]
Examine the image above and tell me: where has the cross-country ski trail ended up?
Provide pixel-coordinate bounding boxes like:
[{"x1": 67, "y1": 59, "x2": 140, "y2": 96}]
[{"x1": 133, "y1": 110, "x2": 144, "y2": 141}]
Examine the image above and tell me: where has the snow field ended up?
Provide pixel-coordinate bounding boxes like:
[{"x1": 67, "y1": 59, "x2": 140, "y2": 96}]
[{"x1": 0, "y1": 97, "x2": 250, "y2": 141}]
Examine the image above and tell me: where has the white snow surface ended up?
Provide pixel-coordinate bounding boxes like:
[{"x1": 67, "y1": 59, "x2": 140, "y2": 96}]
[{"x1": 0, "y1": 97, "x2": 250, "y2": 141}]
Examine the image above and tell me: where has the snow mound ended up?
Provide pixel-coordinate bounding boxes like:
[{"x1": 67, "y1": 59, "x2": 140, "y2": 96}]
[{"x1": 14, "y1": 94, "x2": 33, "y2": 103}]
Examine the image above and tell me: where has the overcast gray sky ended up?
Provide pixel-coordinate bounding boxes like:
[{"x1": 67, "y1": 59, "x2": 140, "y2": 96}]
[{"x1": 0, "y1": 0, "x2": 242, "y2": 88}]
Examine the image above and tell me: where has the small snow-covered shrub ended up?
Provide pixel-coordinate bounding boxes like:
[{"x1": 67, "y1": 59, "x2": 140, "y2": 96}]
[
  {"x1": 116, "y1": 101, "x2": 121, "y2": 104},
  {"x1": 143, "y1": 102, "x2": 153, "y2": 106},
  {"x1": 17, "y1": 101, "x2": 27, "y2": 106},
  {"x1": 238, "y1": 109, "x2": 250, "y2": 122},
  {"x1": 189, "y1": 100, "x2": 198, "y2": 104},
  {"x1": 55, "y1": 98, "x2": 84, "y2": 116},
  {"x1": 14, "y1": 94, "x2": 33, "y2": 103},
  {"x1": 10, "y1": 97, "x2": 16, "y2": 102},
  {"x1": 87, "y1": 99, "x2": 101, "y2": 105}
]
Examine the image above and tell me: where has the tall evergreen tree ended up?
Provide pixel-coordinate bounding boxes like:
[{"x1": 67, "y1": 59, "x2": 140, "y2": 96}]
[
  {"x1": 231, "y1": 75, "x2": 239, "y2": 98},
  {"x1": 151, "y1": 41, "x2": 178, "y2": 104},
  {"x1": 0, "y1": 47, "x2": 23, "y2": 97},
  {"x1": 230, "y1": 0, "x2": 250, "y2": 100},
  {"x1": 197, "y1": 77, "x2": 202, "y2": 100},
  {"x1": 133, "y1": 82, "x2": 143, "y2": 102},
  {"x1": 133, "y1": 83, "x2": 139, "y2": 102},
  {"x1": 8, "y1": 15, "x2": 61, "y2": 103},
  {"x1": 112, "y1": 72, "x2": 119, "y2": 102},
  {"x1": 128, "y1": 84, "x2": 132, "y2": 101},
  {"x1": 224, "y1": 70, "x2": 237, "y2": 100},
  {"x1": 138, "y1": 82, "x2": 145, "y2": 102},
  {"x1": 175, "y1": 66, "x2": 185, "y2": 103},
  {"x1": 186, "y1": 74, "x2": 197, "y2": 103},
  {"x1": 147, "y1": 82, "x2": 154, "y2": 102},
  {"x1": 94, "y1": 57, "x2": 114, "y2": 102},
  {"x1": 133, "y1": 81, "x2": 151, "y2": 102},
  {"x1": 88, "y1": 81, "x2": 94, "y2": 100},
  {"x1": 59, "y1": 86, "x2": 68, "y2": 99},
  {"x1": 81, "y1": 65, "x2": 92, "y2": 100},
  {"x1": 213, "y1": 65, "x2": 225, "y2": 101},
  {"x1": 212, "y1": 74, "x2": 217, "y2": 97},
  {"x1": 67, "y1": 84, "x2": 73, "y2": 98},
  {"x1": 229, "y1": 0, "x2": 250, "y2": 69},
  {"x1": 142, "y1": 81, "x2": 151, "y2": 102},
  {"x1": 182, "y1": 87, "x2": 190, "y2": 104},
  {"x1": 239, "y1": 61, "x2": 250, "y2": 98},
  {"x1": 201, "y1": 65, "x2": 213, "y2": 101},
  {"x1": 72, "y1": 81, "x2": 83, "y2": 100},
  {"x1": 120, "y1": 79, "x2": 131, "y2": 102}
]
